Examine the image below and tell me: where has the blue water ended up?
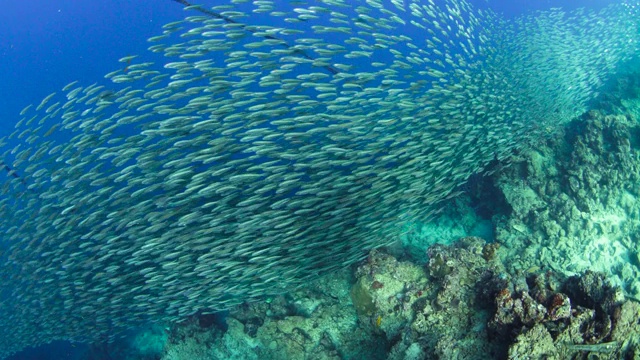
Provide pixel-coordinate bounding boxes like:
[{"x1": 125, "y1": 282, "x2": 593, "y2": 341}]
[
  {"x1": 0, "y1": 0, "x2": 616, "y2": 134},
  {"x1": 0, "y1": 0, "x2": 619, "y2": 359},
  {"x1": 0, "y1": 1, "x2": 178, "y2": 132}
]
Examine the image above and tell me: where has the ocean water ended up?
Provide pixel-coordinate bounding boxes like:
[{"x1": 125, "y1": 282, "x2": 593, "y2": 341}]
[
  {"x1": 0, "y1": 0, "x2": 617, "y2": 131},
  {"x1": 0, "y1": 0, "x2": 635, "y2": 359},
  {"x1": 0, "y1": 1, "x2": 176, "y2": 129}
]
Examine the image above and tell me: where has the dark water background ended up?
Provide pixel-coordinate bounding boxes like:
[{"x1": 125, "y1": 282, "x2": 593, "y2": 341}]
[{"x1": 0, "y1": 0, "x2": 617, "y2": 359}]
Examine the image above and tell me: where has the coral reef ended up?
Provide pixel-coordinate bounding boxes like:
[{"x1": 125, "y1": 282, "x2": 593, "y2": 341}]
[
  {"x1": 493, "y1": 108, "x2": 640, "y2": 298},
  {"x1": 157, "y1": 268, "x2": 387, "y2": 360},
  {"x1": 152, "y1": 238, "x2": 640, "y2": 360},
  {"x1": 401, "y1": 237, "x2": 505, "y2": 359}
]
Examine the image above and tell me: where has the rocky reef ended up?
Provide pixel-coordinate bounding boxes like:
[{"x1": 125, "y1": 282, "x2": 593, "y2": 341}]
[
  {"x1": 494, "y1": 105, "x2": 640, "y2": 298},
  {"x1": 91, "y1": 237, "x2": 640, "y2": 360}
]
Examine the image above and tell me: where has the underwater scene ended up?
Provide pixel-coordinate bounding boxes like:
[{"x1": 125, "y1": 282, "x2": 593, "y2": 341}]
[{"x1": 0, "y1": 0, "x2": 639, "y2": 359}]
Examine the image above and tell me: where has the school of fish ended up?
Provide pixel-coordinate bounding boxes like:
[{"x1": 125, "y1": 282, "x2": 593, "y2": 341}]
[{"x1": 0, "y1": 0, "x2": 637, "y2": 357}]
